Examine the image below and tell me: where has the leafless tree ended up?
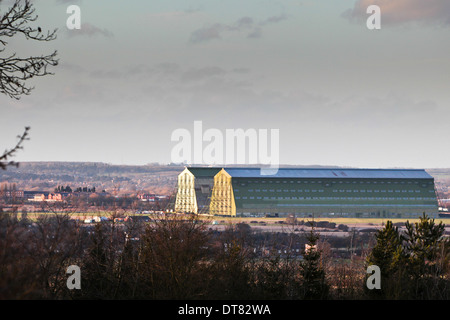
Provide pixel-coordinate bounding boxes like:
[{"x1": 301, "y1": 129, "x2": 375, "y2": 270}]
[
  {"x1": 1, "y1": 1, "x2": 58, "y2": 169},
  {"x1": 0, "y1": 211, "x2": 85, "y2": 299},
  {"x1": 0, "y1": 0, "x2": 58, "y2": 99}
]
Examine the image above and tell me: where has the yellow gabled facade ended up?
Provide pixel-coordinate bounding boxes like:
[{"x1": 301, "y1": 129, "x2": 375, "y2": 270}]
[
  {"x1": 174, "y1": 167, "x2": 198, "y2": 213},
  {"x1": 210, "y1": 169, "x2": 236, "y2": 217}
]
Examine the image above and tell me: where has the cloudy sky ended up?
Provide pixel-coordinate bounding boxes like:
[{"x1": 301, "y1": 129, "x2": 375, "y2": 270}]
[{"x1": 1, "y1": 0, "x2": 450, "y2": 168}]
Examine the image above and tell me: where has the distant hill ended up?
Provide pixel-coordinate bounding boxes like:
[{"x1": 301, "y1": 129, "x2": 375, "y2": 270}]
[
  {"x1": 0, "y1": 162, "x2": 184, "y2": 195},
  {"x1": 1, "y1": 162, "x2": 450, "y2": 199}
]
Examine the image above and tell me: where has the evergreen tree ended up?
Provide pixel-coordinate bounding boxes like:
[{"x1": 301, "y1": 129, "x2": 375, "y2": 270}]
[
  {"x1": 299, "y1": 229, "x2": 328, "y2": 299},
  {"x1": 403, "y1": 213, "x2": 448, "y2": 298},
  {"x1": 366, "y1": 221, "x2": 404, "y2": 275},
  {"x1": 366, "y1": 214, "x2": 450, "y2": 299},
  {"x1": 365, "y1": 220, "x2": 406, "y2": 298},
  {"x1": 404, "y1": 213, "x2": 445, "y2": 269}
]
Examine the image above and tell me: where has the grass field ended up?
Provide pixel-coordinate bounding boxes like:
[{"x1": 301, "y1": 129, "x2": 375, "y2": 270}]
[
  {"x1": 209, "y1": 216, "x2": 450, "y2": 225},
  {"x1": 17, "y1": 211, "x2": 450, "y2": 226}
]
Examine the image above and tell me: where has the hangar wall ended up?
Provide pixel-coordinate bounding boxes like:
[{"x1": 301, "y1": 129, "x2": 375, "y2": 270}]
[{"x1": 175, "y1": 167, "x2": 439, "y2": 218}]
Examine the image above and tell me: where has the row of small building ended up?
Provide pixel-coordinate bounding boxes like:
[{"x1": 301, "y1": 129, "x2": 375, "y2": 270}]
[
  {"x1": 0, "y1": 190, "x2": 68, "y2": 202},
  {"x1": 174, "y1": 167, "x2": 439, "y2": 218},
  {"x1": 0, "y1": 190, "x2": 165, "y2": 203}
]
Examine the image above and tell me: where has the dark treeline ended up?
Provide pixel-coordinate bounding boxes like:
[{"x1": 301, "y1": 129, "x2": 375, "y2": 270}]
[
  {"x1": 1, "y1": 212, "x2": 450, "y2": 300},
  {"x1": 365, "y1": 214, "x2": 450, "y2": 299},
  {"x1": 0, "y1": 213, "x2": 337, "y2": 300}
]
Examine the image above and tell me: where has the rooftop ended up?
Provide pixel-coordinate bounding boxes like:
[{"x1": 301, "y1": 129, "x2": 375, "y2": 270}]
[{"x1": 185, "y1": 167, "x2": 433, "y2": 179}]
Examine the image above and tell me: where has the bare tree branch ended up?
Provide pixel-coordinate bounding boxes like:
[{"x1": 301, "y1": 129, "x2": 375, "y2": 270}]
[
  {"x1": 0, "y1": 1, "x2": 58, "y2": 169},
  {"x1": 0, "y1": 0, "x2": 58, "y2": 99},
  {"x1": 0, "y1": 126, "x2": 30, "y2": 170}
]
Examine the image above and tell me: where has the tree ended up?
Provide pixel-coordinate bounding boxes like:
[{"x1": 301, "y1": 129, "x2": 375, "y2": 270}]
[
  {"x1": 402, "y1": 213, "x2": 449, "y2": 298},
  {"x1": 140, "y1": 214, "x2": 212, "y2": 299},
  {"x1": 299, "y1": 229, "x2": 329, "y2": 299},
  {"x1": 0, "y1": 126, "x2": 29, "y2": 170},
  {"x1": 366, "y1": 214, "x2": 450, "y2": 299},
  {"x1": 365, "y1": 220, "x2": 406, "y2": 298},
  {"x1": 1, "y1": 0, "x2": 58, "y2": 169},
  {"x1": 366, "y1": 220, "x2": 404, "y2": 274},
  {"x1": 404, "y1": 213, "x2": 445, "y2": 269},
  {"x1": 0, "y1": 0, "x2": 58, "y2": 99}
]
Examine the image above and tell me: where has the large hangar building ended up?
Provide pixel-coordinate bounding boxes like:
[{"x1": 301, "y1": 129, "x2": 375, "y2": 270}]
[{"x1": 174, "y1": 167, "x2": 439, "y2": 218}]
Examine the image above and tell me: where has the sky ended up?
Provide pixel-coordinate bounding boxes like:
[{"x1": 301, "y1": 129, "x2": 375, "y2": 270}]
[{"x1": 1, "y1": 0, "x2": 450, "y2": 169}]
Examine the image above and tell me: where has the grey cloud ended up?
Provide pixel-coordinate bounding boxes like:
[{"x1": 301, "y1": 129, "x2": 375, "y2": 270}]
[
  {"x1": 86, "y1": 63, "x2": 184, "y2": 82},
  {"x1": 153, "y1": 62, "x2": 182, "y2": 74},
  {"x1": 183, "y1": 5, "x2": 204, "y2": 14},
  {"x1": 123, "y1": 63, "x2": 181, "y2": 79},
  {"x1": 58, "y1": 62, "x2": 86, "y2": 73},
  {"x1": 247, "y1": 27, "x2": 262, "y2": 39},
  {"x1": 232, "y1": 68, "x2": 251, "y2": 74},
  {"x1": 89, "y1": 69, "x2": 124, "y2": 79},
  {"x1": 189, "y1": 23, "x2": 225, "y2": 43},
  {"x1": 189, "y1": 14, "x2": 288, "y2": 44},
  {"x1": 181, "y1": 66, "x2": 226, "y2": 82},
  {"x1": 65, "y1": 22, "x2": 113, "y2": 38},
  {"x1": 259, "y1": 14, "x2": 288, "y2": 26},
  {"x1": 234, "y1": 16, "x2": 254, "y2": 29}
]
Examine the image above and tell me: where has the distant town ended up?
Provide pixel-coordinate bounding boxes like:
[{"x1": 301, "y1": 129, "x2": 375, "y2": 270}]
[
  {"x1": 0, "y1": 162, "x2": 180, "y2": 214},
  {"x1": 0, "y1": 182, "x2": 171, "y2": 214}
]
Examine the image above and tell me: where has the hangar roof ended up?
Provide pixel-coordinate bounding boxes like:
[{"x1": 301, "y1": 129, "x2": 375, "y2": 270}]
[
  {"x1": 184, "y1": 167, "x2": 434, "y2": 179},
  {"x1": 223, "y1": 168, "x2": 433, "y2": 179}
]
